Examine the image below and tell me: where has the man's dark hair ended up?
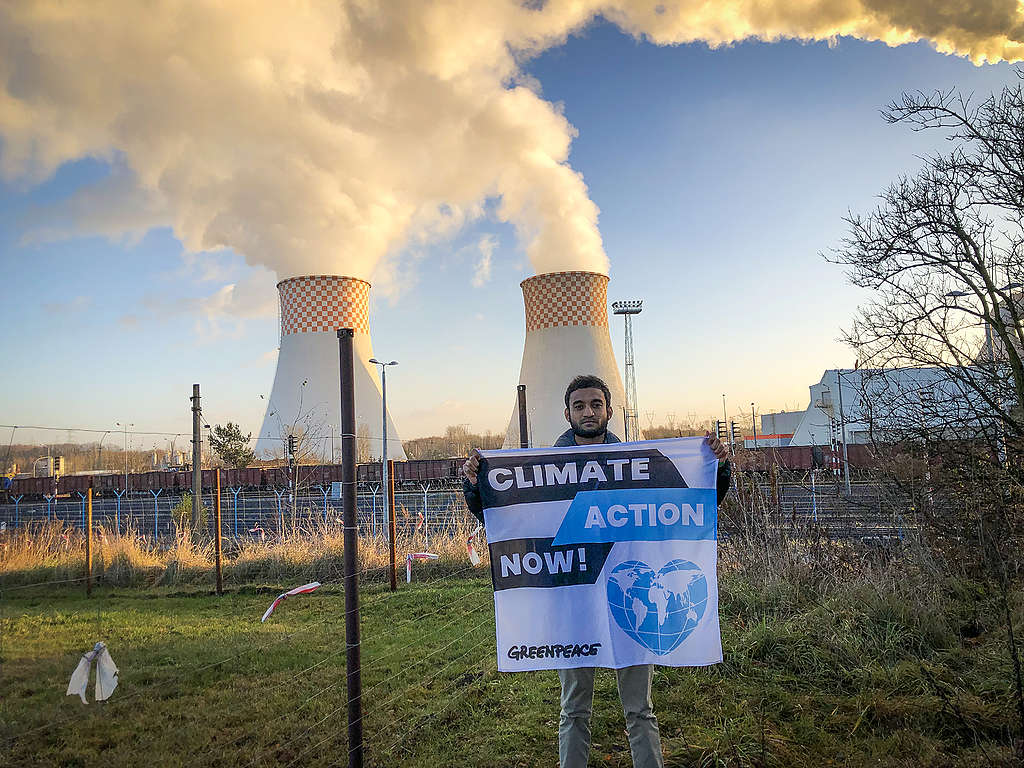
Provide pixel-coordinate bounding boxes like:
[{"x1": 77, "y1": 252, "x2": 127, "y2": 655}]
[{"x1": 564, "y1": 375, "x2": 612, "y2": 410}]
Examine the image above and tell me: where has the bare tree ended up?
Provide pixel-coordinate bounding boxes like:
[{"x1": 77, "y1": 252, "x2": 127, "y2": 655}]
[
  {"x1": 829, "y1": 83, "x2": 1024, "y2": 750},
  {"x1": 356, "y1": 423, "x2": 372, "y2": 464}
]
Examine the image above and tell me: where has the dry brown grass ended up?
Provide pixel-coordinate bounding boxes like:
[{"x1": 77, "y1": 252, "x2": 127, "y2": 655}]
[{"x1": 0, "y1": 517, "x2": 488, "y2": 590}]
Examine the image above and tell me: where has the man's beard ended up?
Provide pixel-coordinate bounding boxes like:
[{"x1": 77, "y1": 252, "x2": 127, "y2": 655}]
[{"x1": 571, "y1": 415, "x2": 608, "y2": 439}]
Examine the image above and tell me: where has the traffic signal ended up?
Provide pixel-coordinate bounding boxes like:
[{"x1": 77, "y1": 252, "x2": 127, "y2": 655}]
[
  {"x1": 730, "y1": 421, "x2": 741, "y2": 446},
  {"x1": 287, "y1": 434, "x2": 296, "y2": 459},
  {"x1": 715, "y1": 420, "x2": 727, "y2": 441},
  {"x1": 53, "y1": 456, "x2": 64, "y2": 476}
]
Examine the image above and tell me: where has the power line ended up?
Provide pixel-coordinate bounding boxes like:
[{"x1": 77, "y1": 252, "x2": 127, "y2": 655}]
[{"x1": 0, "y1": 424, "x2": 191, "y2": 438}]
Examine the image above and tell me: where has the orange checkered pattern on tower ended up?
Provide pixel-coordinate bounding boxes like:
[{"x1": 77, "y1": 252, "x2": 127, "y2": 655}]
[
  {"x1": 278, "y1": 276, "x2": 370, "y2": 335},
  {"x1": 521, "y1": 271, "x2": 609, "y2": 332}
]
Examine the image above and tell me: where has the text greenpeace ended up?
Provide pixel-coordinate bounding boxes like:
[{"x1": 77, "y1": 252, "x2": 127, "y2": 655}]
[
  {"x1": 507, "y1": 643, "x2": 601, "y2": 660},
  {"x1": 480, "y1": 438, "x2": 723, "y2": 672}
]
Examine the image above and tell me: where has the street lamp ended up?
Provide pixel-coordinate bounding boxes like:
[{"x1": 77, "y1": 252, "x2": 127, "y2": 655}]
[
  {"x1": 115, "y1": 422, "x2": 134, "y2": 492},
  {"x1": 369, "y1": 358, "x2": 398, "y2": 536}
]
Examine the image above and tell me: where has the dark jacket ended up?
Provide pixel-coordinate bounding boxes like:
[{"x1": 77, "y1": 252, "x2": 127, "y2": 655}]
[{"x1": 461, "y1": 428, "x2": 731, "y2": 522}]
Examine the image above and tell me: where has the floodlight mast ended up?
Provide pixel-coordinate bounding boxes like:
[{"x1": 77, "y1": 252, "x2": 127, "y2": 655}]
[{"x1": 612, "y1": 300, "x2": 643, "y2": 441}]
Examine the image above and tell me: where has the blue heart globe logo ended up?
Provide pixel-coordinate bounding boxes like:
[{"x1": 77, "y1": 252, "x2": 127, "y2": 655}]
[{"x1": 606, "y1": 559, "x2": 708, "y2": 655}]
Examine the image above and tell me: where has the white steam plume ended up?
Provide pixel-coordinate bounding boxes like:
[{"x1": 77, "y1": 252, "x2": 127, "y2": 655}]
[{"x1": 2, "y1": 1, "x2": 1023, "y2": 281}]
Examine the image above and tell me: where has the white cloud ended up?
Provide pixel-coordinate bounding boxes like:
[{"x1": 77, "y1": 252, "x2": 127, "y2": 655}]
[
  {"x1": 19, "y1": 164, "x2": 169, "y2": 246},
  {"x1": 471, "y1": 234, "x2": 496, "y2": 288},
  {"x1": 134, "y1": 267, "x2": 278, "y2": 340},
  {"x1": 3, "y1": 0, "x2": 1022, "y2": 295}
]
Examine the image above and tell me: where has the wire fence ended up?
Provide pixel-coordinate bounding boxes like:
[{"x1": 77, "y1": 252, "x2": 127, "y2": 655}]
[
  {"x1": 0, "y1": 474, "x2": 919, "y2": 545},
  {"x1": 1, "y1": 525, "x2": 497, "y2": 767},
  {"x1": 0, "y1": 469, "x2": 931, "y2": 766},
  {"x1": 0, "y1": 482, "x2": 470, "y2": 543}
]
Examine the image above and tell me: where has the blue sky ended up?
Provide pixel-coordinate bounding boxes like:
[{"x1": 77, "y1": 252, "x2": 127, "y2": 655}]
[{"x1": 1, "y1": 22, "x2": 1018, "y2": 451}]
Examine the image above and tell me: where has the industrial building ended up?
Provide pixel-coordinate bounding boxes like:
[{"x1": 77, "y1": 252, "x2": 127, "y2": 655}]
[{"x1": 750, "y1": 366, "x2": 996, "y2": 449}]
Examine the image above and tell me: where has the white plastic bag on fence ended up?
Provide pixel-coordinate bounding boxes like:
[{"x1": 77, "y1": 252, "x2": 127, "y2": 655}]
[{"x1": 66, "y1": 642, "x2": 118, "y2": 704}]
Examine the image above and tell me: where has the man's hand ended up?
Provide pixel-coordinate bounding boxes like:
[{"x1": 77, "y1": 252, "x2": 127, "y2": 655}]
[
  {"x1": 704, "y1": 431, "x2": 729, "y2": 461},
  {"x1": 462, "y1": 448, "x2": 482, "y2": 486}
]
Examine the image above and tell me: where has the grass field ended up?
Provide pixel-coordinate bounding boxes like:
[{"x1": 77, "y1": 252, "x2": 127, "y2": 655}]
[{"x1": 2, "y1": 540, "x2": 1021, "y2": 768}]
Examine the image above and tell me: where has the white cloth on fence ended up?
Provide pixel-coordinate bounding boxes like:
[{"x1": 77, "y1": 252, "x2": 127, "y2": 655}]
[
  {"x1": 66, "y1": 642, "x2": 119, "y2": 704},
  {"x1": 467, "y1": 524, "x2": 483, "y2": 566}
]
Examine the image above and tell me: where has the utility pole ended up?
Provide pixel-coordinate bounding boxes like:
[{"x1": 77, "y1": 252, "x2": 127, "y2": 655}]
[
  {"x1": 116, "y1": 421, "x2": 134, "y2": 494},
  {"x1": 191, "y1": 384, "x2": 202, "y2": 530},
  {"x1": 287, "y1": 433, "x2": 296, "y2": 536}
]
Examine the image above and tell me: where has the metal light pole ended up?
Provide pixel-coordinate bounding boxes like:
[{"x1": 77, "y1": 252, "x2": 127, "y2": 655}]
[
  {"x1": 115, "y1": 421, "x2": 134, "y2": 492},
  {"x1": 612, "y1": 300, "x2": 643, "y2": 441},
  {"x1": 750, "y1": 403, "x2": 757, "y2": 449},
  {"x1": 369, "y1": 358, "x2": 397, "y2": 538}
]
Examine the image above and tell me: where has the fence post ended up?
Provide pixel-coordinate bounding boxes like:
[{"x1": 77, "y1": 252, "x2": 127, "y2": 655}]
[
  {"x1": 12, "y1": 495, "x2": 23, "y2": 528},
  {"x1": 150, "y1": 489, "x2": 163, "y2": 539},
  {"x1": 215, "y1": 469, "x2": 223, "y2": 595},
  {"x1": 370, "y1": 484, "x2": 379, "y2": 538},
  {"x1": 337, "y1": 328, "x2": 363, "y2": 768},
  {"x1": 517, "y1": 384, "x2": 529, "y2": 448},
  {"x1": 113, "y1": 488, "x2": 125, "y2": 533},
  {"x1": 44, "y1": 494, "x2": 53, "y2": 523},
  {"x1": 319, "y1": 484, "x2": 330, "y2": 524},
  {"x1": 231, "y1": 487, "x2": 242, "y2": 537},
  {"x1": 388, "y1": 459, "x2": 397, "y2": 592},
  {"x1": 273, "y1": 488, "x2": 286, "y2": 538},
  {"x1": 85, "y1": 486, "x2": 93, "y2": 597},
  {"x1": 810, "y1": 471, "x2": 818, "y2": 523},
  {"x1": 76, "y1": 491, "x2": 86, "y2": 531},
  {"x1": 421, "y1": 482, "x2": 431, "y2": 548}
]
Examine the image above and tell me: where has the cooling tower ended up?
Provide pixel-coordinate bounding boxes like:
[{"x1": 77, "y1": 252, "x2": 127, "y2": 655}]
[
  {"x1": 256, "y1": 275, "x2": 406, "y2": 460},
  {"x1": 503, "y1": 271, "x2": 633, "y2": 448}
]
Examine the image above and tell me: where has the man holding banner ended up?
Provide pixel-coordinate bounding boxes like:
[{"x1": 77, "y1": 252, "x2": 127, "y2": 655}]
[{"x1": 463, "y1": 375, "x2": 730, "y2": 768}]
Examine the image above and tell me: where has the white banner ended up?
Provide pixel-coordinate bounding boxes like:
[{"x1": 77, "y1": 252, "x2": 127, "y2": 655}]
[{"x1": 480, "y1": 437, "x2": 722, "y2": 672}]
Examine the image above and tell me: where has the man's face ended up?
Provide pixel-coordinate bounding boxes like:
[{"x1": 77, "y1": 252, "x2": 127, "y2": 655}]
[{"x1": 565, "y1": 387, "x2": 609, "y2": 439}]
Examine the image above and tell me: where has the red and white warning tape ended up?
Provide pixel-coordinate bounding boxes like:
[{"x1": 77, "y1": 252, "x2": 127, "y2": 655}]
[
  {"x1": 405, "y1": 552, "x2": 439, "y2": 583},
  {"x1": 261, "y1": 582, "x2": 321, "y2": 622}
]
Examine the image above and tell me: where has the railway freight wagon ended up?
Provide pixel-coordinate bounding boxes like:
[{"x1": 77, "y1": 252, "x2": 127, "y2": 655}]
[
  {"x1": 357, "y1": 458, "x2": 464, "y2": 484},
  {"x1": 731, "y1": 444, "x2": 878, "y2": 472},
  {"x1": 5, "y1": 458, "x2": 469, "y2": 501}
]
